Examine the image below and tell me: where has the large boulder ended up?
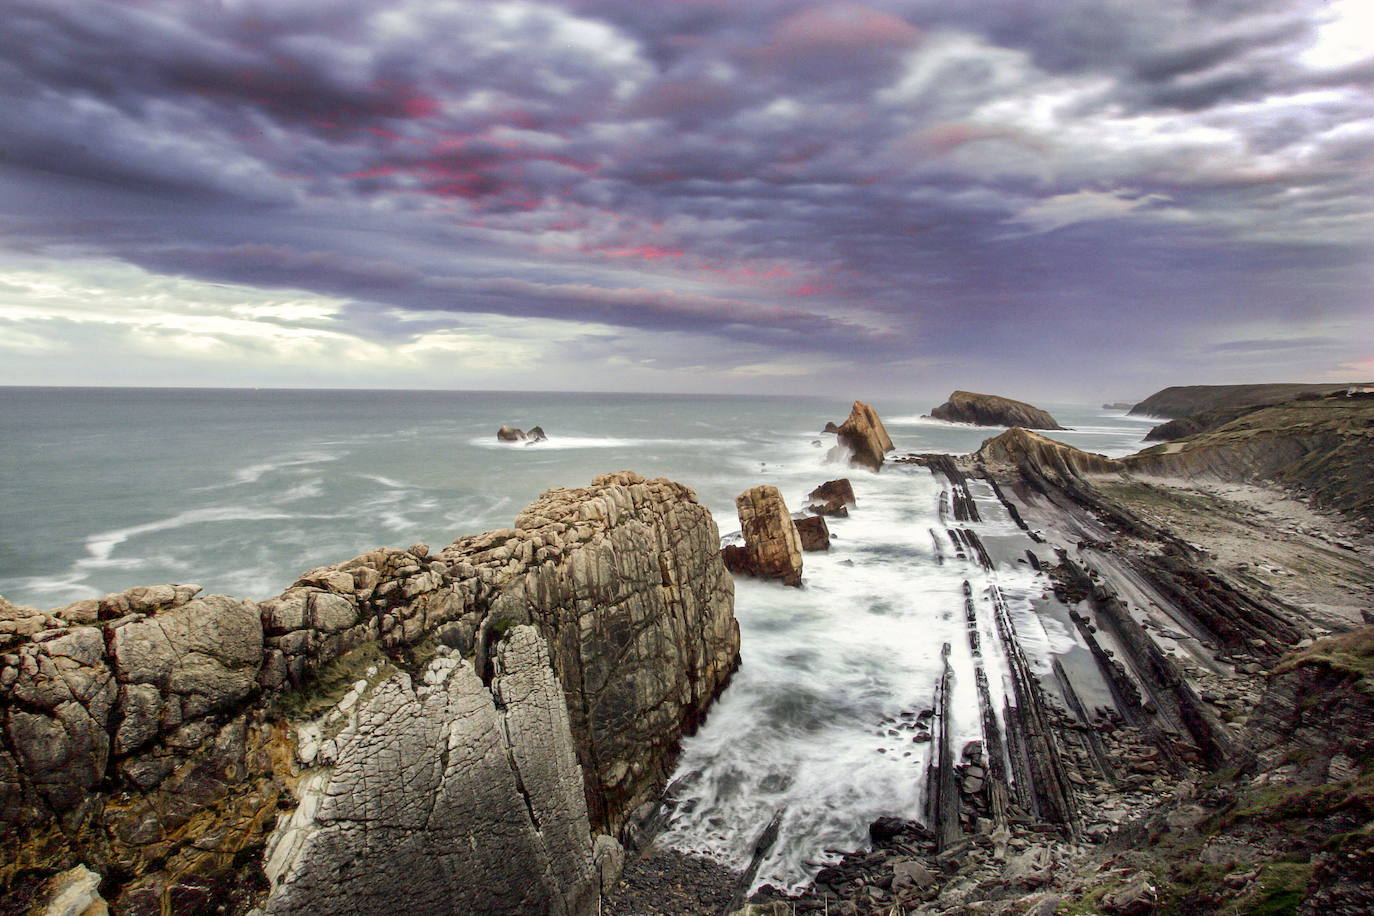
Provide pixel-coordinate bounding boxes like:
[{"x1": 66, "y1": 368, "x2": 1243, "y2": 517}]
[
  {"x1": 794, "y1": 516, "x2": 830, "y2": 552},
  {"x1": 807, "y1": 478, "x2": 856, "y2": 517},
  {"x1": 930, "y1": 391, "x2": 1065, "y2": 430},
  {"x1": 830, "y1": 401, "x2": 895, "y2": 472},
  {"x1": 721, "y1": 486, "x2": 804, "y2": 586},
  {"x1": 497, "y1": 425, "x2": 525, "y2": 441}
]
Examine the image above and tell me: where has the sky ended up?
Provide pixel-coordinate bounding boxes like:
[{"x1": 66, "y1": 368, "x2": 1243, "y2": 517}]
[{"x1": 1, "y1": 0, "x2": 1371, "y2": 401}]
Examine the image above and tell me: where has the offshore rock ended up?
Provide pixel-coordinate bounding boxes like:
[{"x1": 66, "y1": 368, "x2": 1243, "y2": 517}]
[
  {"x1": 722, "y1": 486, "x2": 804, "y2": 586},
  {"x1": 1, "y1": 472, "x2": 737, "y2": 915},
  {"x1": 807, "y1": 478, "x2": 855, "y2": 517},
  {"x1": 831, "y1": 401, "x2": 895, "y2": 472},
  {"x1": 497, "y1": 425, "x2": 525, "y2": 441},
  {"x1": 930, "y1": 390, "x2": 1066, "y2": 430},
  {"x1": 794, "y1": 515, "x2": 830, "y2": 552}
]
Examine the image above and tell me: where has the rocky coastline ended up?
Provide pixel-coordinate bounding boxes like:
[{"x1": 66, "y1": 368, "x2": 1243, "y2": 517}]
[
  {"x1": 2, "y1": 472, "x2": 739, "y2": 915},
  {"x1": 6, "y1": 391, "x2": 1373, "y2": 916},
  {"x1": 725, "y1": 396, "x2": 1374, "y2": 914}
]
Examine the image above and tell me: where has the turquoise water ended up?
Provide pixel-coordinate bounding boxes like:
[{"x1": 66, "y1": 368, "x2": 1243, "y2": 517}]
[{"x1": 0, "y1": 386, "x2": 1155, "y2": 888}]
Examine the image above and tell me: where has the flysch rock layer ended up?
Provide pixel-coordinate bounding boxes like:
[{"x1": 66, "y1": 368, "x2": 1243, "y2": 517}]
[{"x1": 0, "y1": 471, "x2": 737, "y2": 916}]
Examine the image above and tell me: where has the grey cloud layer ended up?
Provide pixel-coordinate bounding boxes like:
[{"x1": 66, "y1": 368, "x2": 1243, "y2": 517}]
[{"x1": 1, "y1": 0, "x2": 1370, "y2": 392}]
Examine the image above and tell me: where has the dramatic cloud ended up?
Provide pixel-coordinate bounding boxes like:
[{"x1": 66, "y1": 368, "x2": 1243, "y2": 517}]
[{"x1": 1, "y1": 0, "x2": 1370, "y2": 397}]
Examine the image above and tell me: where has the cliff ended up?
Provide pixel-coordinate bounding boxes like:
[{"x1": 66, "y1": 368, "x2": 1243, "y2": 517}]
[
  {"x1": 929, "y1": 390, "x2": 1065, "y2": 430},
  {"x1": 1, "y1": 472, "x2": 739, "y2": 915},
  {"x1": 831, "y1": 401, "x2": 894, "y2": 471},
  {"x1": 1126, "y1": 395, "x2": 1374, "y2": 521},
  {"x1": 1128, "y1": 382, "x2": 1351, "y2": 419}
]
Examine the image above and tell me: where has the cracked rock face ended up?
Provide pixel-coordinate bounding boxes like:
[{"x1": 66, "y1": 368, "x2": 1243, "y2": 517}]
[
  {"x1": 721, "y1": 485, "x2": 804, "y2": 586},
  {"x1": 1, "y1": 472, "x2": 736, "y2": 915},
  {"x1": 264, "y1": 629, "x2": 608, "y2": 916}
]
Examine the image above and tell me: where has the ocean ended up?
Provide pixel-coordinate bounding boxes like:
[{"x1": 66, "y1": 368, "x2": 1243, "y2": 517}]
[{"x1": 0, "y1": 386, "x2": 1157, "y2": 889}]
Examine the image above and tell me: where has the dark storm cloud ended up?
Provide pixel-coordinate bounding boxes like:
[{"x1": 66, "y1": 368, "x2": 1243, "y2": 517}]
[{"x1": 0, "y1": 0, "x2": 1370, "y2": 393}]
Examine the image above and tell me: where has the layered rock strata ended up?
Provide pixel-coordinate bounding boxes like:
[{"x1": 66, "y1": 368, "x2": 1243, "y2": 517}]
[
  {"x1": 929, "y1": 390, "x2": 1066, "y2": 430},
  {"x1": 721, "y1": 486, "x2": 804, "y2": 586},
  {"x1": 830, "y1": 401, "x2": 895, "y2": 471},
  {"x1": 1, "y1": 471, "x2": 738, "y2": 915},
  {"x1": 1129, "y1": 382, "x2": 1353, "y2": 419}
]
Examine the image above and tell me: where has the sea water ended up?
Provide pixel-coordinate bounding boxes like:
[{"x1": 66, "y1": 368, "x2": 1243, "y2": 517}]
[{"x1": 0, "y1": 387, "x2": 1156, "y2": 888}]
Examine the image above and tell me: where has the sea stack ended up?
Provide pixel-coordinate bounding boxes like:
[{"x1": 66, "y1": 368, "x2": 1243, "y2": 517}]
[
  {"x1": 831, "y1": 401, "x2": 895, "y2": 471},
  {"x1": 929, "y1": 390, "x2": 1066, "y2": 430},
  {"x1": 721, "y1": 485, "x2": 804, "y2": 586}
]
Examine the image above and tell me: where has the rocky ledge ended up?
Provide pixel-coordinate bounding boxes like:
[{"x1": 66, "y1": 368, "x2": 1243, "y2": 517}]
[
  {"x1": 930, "y1": 391, "x2": 1066, "y2": 430},
  {"x1": 1, "y1": 471, "x2": 739, "y2": 916}
]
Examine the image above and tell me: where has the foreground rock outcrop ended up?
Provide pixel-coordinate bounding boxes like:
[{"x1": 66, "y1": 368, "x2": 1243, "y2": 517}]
[
  {"x1": 721, "y1": 486, "x2": 803, "y2": 586},
  {"x1": 1, "y1": 472, "x2": 738, "y2": 915},
  {"x1": 829, "y1": 401, "x2": 895, "y2": 471},
  {"x1": 930, "y1": 390, "x2": 1066, "y2": 430}
]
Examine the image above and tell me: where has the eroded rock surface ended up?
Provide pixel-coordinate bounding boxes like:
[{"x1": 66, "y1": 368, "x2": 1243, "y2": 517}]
[
  {"x1": 1, "y1": 472, "x2": 737, "y2": 915},
  {"x1": 830, "y1": 401, "x2": 894, "y2": 471},
  {"x1": 721, "y1": 486, "x2": 804, "y2": 586},
  {"x1": 264, "y1": 630, "x2": 607, "y2": 916},
  {"x1": 794, "y1": 515, "x2": 830, "y2": 552},
  {"x1": 930, "y1": 390, "x2": 1066, "y2": 430},
  {"x1": 806, "y1": 478, "x2": 855, "y2": 517}
]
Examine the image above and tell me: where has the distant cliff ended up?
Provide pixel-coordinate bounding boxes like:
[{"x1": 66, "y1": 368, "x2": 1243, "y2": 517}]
[
  {"x1": 968, "y1": 393, "x2": 1374, "y2": 524},
  {"x1": 930, "y1": 390, "x2": 1065, "y2": 430},
  {"x1": 1128, "y1": 383, "x2": 1350, "y2": 419},
  {"x1": 1, "y1": 472, "x2": 739, "y2": 915}
]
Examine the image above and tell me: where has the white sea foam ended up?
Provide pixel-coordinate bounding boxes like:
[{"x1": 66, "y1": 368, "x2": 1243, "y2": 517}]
[
  {"x1": 660, "y1": 450, "x2": 1038, "y2": 890},
  {"x1": 84, "y1": 506, "x2": 304, "y2": 563}
]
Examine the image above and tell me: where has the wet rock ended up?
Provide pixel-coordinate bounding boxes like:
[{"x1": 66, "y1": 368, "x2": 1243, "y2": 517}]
[
  {"x1": 794, "y1": 515, "x2": 830, "y2": 552},
  {"x1": 721, "y1": 485, "x2": 804, "y2": 586},
  {"x1": 829, "y1": 401, "x2": 895, "y2": 472},
  {"x1": 497, "y1": 425, "x2": 525, "y2": 441},
  {"x1": 807, "y1": 478, "x2": 856, "y2": 517}
]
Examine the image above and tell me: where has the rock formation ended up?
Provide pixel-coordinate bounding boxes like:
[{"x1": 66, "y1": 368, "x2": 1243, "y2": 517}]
[
  {"x1": 0, "y1": 472, "x2": 737, "y2": 915},
  {"x1": 929, "y1": 390, "x2": 1066, "y2": 430},
  {"x1": 829, "y1": 401, "x2": 895, "y2": 472},
  {"x1": 1128, "y1": 382, "x2": 1352, "y2": 419},
  {"x1": 807, "y1": 478, "x2": 855, "y2": 517},
  {"x1": 794, "y1": 516, "x2": 830, "y2": 552},
  {"x1": 973, "y1": 427, "x2": 1118, "y2": 482},
  {"x1": 497, "y1": 425, "x2": 548, "y2": 443},
  {"x1": 720, "y1": 486, "x2": 804, "y2": 586}
]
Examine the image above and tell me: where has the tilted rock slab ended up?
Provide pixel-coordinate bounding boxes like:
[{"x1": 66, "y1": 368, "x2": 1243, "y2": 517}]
[
  {"x1": 721, "y1": 485, "x2": 804, "y2": 586},
  {"x1": 831, "y1": 401, "x2": 895, "y2": 471},
  {"x1": 1, "y1": 471, "x2": 737, "y2": 915}
]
